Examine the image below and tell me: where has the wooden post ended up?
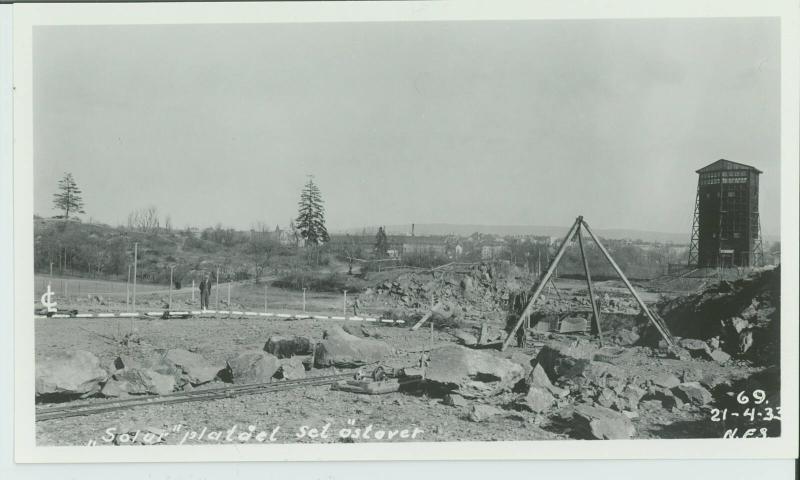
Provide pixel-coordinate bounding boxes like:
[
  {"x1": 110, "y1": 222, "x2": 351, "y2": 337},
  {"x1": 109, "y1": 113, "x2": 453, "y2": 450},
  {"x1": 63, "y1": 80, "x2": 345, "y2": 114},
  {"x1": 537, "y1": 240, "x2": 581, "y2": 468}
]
[
  {"x1": 215, "y1": 267, "x2": 220, "y2": 321},
  {"x1": 191, "y1": 279, "x2": 195, "y2": 303},
  {"x1": 227, "y1": 282, "x2": 231, "y2": 318},
  {"x1": 264, "y1": 285, "x2": 268, "y2": 313},
  {"x1": 577, "y1": 225, "x2": 603, "y2": 346},
  {"x1": 302, "y1": 288, "x2": 307, "y2": 312},
  {"x1": 343, "y1": 290, "x2": 347, "y2": 317},
  {"x1": 580, "y1": 219, "x2": 674, "y2": 347},
  {"x1": 126, "y1": 265, "x2": 131, "y2": 311},
  {"x1": 132, "y1": 243, "x2": 138, "y2": 312},
  {"x1": 501, "y1": 216, "x2": 582, "y2": 351},
  {"x1": 168, "y1": 266, "x2": 174, "y2": 310}
]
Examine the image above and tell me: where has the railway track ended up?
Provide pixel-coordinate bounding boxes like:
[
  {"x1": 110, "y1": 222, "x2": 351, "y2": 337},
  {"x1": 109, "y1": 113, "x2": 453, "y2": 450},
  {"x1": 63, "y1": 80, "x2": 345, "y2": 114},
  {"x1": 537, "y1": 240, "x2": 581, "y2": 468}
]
[{"x1": 36, "y1": 373, "x2": 354, "y2": 422}]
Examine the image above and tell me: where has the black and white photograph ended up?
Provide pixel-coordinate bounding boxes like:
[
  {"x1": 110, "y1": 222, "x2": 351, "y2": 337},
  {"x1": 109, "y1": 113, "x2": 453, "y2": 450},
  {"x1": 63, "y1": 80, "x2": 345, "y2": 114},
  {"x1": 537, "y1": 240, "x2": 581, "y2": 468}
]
[{"x1": 8, "y1": 0, "x2": 799, "y2": 464}]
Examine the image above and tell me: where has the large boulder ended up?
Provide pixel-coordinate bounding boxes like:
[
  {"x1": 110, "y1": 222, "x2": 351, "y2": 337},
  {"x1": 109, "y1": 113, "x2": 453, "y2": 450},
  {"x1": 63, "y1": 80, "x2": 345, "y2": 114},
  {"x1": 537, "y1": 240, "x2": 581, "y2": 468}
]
[
  {"x1": 535, "y1": 342, "x2": 596, "y2": 380},
  {"x1": 314, "y1": 326, "x2": 393, "y2": 368},
  {"x1": 425, "y1": 345, "x2": 525, "y2": 398},
  {"x1": 526, "y1": 363, "x2": 568, "y2": 397},
  {"x1": 672, "y1": 382, "x2": 713, "y2": 406},
  {"x1": 571, "y1": 404, "x2": 636, "y2": 440},
  {"x1": 264, "y1": 335, "x2": 314, "y2": 359},
  {"x1": 163, "y1": 349, "x2": 220, "y2": 385},
  {"x1": 36, "y1": 350, "x2": 108, "y2": 398},
  {"x1": 468, "y1": 404, "x2": 503, "y2": 422},
  {"x1": 519, "y1": 386, "x2": 555, "y2": 413},
  {"x1": 222, "y1": 351, "x2": 280, "y2": 384},
  {"x1": 276, "y1": 357, "x2": 306, "y2": 380},
  {"x1": 101, "y1": 368, "x2": 175, "y2": 397}
]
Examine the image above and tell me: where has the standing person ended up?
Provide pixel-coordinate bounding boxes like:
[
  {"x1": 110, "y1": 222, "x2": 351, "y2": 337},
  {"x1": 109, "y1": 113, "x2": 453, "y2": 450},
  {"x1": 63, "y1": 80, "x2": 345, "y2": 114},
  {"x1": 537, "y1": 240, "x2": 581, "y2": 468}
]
[
  {"x1": 199, "y1": 273, "x2": 211, "y2": 311},
  {"x1": 352, "y1": 296, "x2": 361, "y2": 317}
]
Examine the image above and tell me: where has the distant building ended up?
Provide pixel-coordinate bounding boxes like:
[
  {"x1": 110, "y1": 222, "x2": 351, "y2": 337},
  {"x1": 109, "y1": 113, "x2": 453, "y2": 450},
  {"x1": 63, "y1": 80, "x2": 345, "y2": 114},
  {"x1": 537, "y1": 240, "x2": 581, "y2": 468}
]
[
  {"x1": 689, "y1": 159, "x2": 764, "y2": 267},
  {"x1": 481, "y1": 243, "x2": 509, "y2": 260}
]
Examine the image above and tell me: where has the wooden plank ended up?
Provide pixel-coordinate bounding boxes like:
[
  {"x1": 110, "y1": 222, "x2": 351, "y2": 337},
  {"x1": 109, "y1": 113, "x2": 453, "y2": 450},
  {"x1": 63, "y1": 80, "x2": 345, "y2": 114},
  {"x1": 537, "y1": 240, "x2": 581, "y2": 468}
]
[
  {"x1": 410, "y1": 309, "x2": 435, "y2": 331},
  {"x1": 580, "y1": 219, "x2": 675, "y2": 347},
  {"x1": 501, "y1": 216, "x2": 582, "y2": 351},
  {"x1": 577, "y1": 225, "x2": 603, "y2": 346}
]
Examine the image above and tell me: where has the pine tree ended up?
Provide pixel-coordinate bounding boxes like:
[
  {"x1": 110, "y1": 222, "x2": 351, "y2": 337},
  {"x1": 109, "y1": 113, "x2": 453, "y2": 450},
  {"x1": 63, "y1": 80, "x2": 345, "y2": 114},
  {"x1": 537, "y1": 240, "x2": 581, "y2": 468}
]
[
  {"x1": 52, "y1": 172, "x2": 85, "y2": 220},
  {"x1": 295, "y1": 176, "x2": 329, "y2": 245}
]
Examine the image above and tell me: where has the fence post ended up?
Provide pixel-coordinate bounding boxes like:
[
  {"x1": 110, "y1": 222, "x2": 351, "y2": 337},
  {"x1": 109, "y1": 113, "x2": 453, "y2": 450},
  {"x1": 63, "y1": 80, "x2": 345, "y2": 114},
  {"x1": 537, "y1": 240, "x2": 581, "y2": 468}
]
[{"x1": 302, "y1": 288, "x2": 307, "y2": 313}]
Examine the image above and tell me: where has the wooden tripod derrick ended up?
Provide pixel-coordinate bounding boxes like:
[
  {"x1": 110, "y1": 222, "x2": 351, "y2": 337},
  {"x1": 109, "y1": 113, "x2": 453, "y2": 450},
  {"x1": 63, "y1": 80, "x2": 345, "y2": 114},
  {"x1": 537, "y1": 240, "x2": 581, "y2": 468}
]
[{"x1": 501, "y1": 216, "x2": 676, "y2": 351}]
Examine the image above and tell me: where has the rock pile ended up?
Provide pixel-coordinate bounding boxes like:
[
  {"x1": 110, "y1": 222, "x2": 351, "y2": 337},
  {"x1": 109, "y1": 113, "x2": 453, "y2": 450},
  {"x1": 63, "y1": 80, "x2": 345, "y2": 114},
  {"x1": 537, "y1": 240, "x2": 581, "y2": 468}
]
[{"x1": 657, "y1": 266, "x2": 780, "y2": 365}]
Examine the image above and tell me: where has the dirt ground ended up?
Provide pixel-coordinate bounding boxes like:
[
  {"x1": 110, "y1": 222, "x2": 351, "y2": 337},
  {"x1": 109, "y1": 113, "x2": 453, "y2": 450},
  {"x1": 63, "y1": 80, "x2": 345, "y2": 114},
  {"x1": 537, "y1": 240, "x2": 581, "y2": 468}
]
[{"x1": 34, "y1": 310, "x2": 774, "y2": 446}]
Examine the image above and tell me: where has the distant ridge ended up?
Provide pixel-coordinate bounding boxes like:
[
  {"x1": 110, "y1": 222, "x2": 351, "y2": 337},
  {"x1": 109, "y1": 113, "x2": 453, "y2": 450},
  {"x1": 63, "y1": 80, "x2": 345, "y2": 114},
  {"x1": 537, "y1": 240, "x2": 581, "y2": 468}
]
[{"x1": 333, "y1": 223, "x2": 697, "y2": 244}]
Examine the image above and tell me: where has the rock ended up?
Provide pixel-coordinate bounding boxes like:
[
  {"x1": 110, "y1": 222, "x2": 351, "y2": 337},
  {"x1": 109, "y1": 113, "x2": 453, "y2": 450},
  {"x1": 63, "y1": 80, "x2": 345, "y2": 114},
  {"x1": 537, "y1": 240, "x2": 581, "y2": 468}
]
[
  {"x1": 730, "y1": 316, "x2": 750, "y2": 333},
  {"x1": 277, "y1": 357, "x2": 306, "y2": 380},
  {"x1": 222, "y1": 351, "x2": 280, "y2": 384},
  {"x1": 527, "y1": 363, "x2": 568, "y2": 397},
  {"x1": 681, "y1": 368, "x2": 703, "y2": 383},
  {"x1": 264, "y1": 335, "x2": 314, "y2": 359},
  {"x1": 111, "y1": 354, "x2": 137, "y2": 372},
  {"x1": 443, "y1": 393, "x2": 469, "y2": 407},
  {"x1": 535, "y1": 342, "x2": 596, "y2": 380},
  {"x1": 101, "y1": 368, "x2": 175, "y2": 397},
  {"x1": 678, "y1": 338, "x2": 711, "y2": 358},
  {"x1": 559, "y1": 316, "x2": 589, "y2": 333},
  {"x1": 453, "y1": 330, "x2": 478, "y2": 347},
  {"x1": 468, "y1": 404, "x2": 503, "y2": 422},
  {"x1": 426, "y1": 345, "x2": 525, "y2": 398},
  {"x1": 477, "y1": 323, "x2": 490, "y2": 345},
  {"x1": 708, "y1": 349, "x2": 731, "y2": 364},
  {"x1": 616, "y1": 385, "x2": 646, "y2": 411},
  {"x1": 612, "y1": 329, "x2": 640, "y2": 346},
  {"x1": 699, "y1": 373, "x2": 728, "y2": 390},
  {"x1": 519, "y1": 386, "x2": 555, "y2": 413},
  {"x1": 144, "y1": 354, "x2": 185, "y2": 385},
  {"x1": 596, "y1": 388, "x2": 617, "y2": 408},
  {"x1": 660, "y1": 391, "x2": 684, "y2": 411},
  {"x1": 652, "y1": 373, "x2": 681, "y2": 389},
  {"x1": 667, "y1": 346, "x2": 692, "y2": 361},
  {"x1": 572, "y1": 404, "x2": 636, "y2": 439},
  {"x1": 672, "y1": 382, "x2": 713, "y2": 405},
  {"x1": 36, "y1": 350, "x2": 108, "y2": 398},
  {"x1": 314, "y1": 326, "x2": 393, "y2": 368},
  {"x1": 581, "y1": 361, "x2": 626, "y2": 387},
  {"x1": 164, "y1": 349, "x2": 220, "y2": 385},
  {"x1": 503, "y1": 352, "x2": 534, "y2": 378}
]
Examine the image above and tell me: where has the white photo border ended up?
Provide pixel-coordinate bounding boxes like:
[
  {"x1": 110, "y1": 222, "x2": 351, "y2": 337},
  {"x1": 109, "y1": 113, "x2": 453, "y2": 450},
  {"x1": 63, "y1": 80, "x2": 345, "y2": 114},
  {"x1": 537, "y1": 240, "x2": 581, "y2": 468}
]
[{"x1": 12, "y1": 0, "x2": 799, "y2": 463}]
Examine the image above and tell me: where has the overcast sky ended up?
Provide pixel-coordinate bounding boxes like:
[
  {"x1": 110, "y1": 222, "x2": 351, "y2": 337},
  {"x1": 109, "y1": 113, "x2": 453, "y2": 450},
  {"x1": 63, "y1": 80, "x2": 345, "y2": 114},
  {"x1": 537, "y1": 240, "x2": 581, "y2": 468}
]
[{"x1": 33, "y1": 18, "x2": 780, "y2": 235}]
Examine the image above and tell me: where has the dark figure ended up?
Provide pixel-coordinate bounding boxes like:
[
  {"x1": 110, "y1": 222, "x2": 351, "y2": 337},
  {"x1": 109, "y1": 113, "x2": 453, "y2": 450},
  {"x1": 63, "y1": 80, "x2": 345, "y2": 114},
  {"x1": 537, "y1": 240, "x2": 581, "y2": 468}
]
[{"x1": 199, "y1": 274, "x2": 212, "y2": 310}]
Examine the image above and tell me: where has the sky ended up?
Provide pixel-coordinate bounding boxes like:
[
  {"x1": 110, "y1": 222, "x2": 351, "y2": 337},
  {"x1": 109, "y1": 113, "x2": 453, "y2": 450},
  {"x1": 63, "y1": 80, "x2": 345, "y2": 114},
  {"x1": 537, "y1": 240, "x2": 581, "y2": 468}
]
[{"x1": 33, "y1": 18, "x2": 780, "y2": 236}]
